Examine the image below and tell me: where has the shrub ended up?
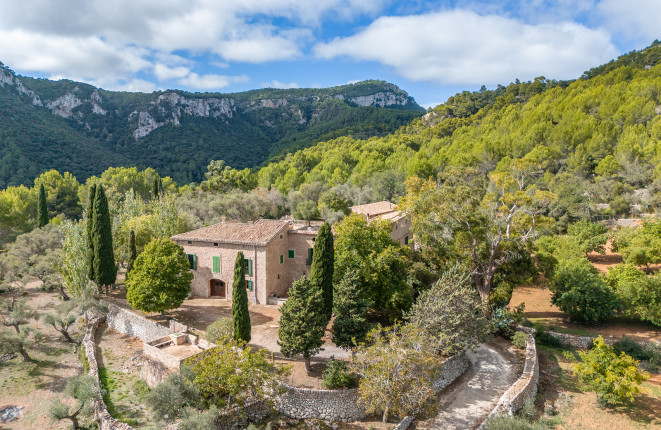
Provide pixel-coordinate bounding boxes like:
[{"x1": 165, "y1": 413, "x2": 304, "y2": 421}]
[
  {"x1": 322, "y1": 357, "x2": 358, "y2": 390},
  {"x1": 491, "y1": 304, "x2": 524, "y2": 339},
  {"x1": 206, "y1": 318, "x2": 233, "y2": 344},
  {"x1": 512, "y1": 331, "x2": 529, "y2": 349},
  {"x1": 533, "y1": 325, "x2": 564, "y2": 348},
  {"x1": 574, "y1": 336, "x2": 650, "y2": 406},
  {"x1": 613, "y1": 337, "x2": 661, "y2": 371},
  {"x1": 550, "y1": 262, "x2": 618, "y2": 323},
  {"x1": 145, "y1": 368, "x2": 201, "y2": 423}
]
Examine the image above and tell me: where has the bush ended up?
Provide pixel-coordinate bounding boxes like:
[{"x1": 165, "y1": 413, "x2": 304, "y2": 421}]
[
  {"x1": 206, "y1": 318, "x2": 233, "y2": 344},
  {"x1": 533, "y1": 325, "x2": 564, "y2": 348},
  {"x1": 491, "y1": 304, "x2": 525, "y2": 339},
  {"x1": 550, "y1": 262, "x2": 618, "y2": 323},
  {"x1": 512, "y1": 331, "x2": 529, "y2": 349},
  {"x1": 574, "y1": 336, "x2": 650, "y2": 406},
  {"x1": 613, "y1": 336, "x2": 661, "y2": 371},
  {"x1": 321, "y1": 357, "x2": 358, "y2": 389}
]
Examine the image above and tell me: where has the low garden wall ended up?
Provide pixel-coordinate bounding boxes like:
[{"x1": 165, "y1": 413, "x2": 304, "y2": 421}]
[
  {"x1": 481, "y1": 326, "x2": 539, "y2": 425},
  {"x1": 274, "y1": 350, "x2": 468, "y2": 422},
  {"x1": 106, "y1": 303, "x2": 188, "y2": 343},
  {"x1": 83, "y1": 316, "x2": 135, "y2": 430}
]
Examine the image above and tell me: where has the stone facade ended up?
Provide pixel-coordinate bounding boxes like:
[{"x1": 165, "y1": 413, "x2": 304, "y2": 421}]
[{"x1": 141, "y1": 356, "x2": 173, "y2": 389}]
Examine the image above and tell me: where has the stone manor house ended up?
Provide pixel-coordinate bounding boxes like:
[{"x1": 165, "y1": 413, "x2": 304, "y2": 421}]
[{"x1": 170, "y1": 201, "x2": 410, "y2": 304}]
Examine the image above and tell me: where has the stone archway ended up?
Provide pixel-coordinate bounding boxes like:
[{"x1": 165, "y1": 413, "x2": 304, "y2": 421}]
[{"x1": 209, "y1": 279, "x2": 226, "y2": 298}]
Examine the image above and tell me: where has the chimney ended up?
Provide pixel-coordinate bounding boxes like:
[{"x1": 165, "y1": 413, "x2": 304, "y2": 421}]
[{"x1": 221, "y1": 216, "x2": 227, "y2": 223}]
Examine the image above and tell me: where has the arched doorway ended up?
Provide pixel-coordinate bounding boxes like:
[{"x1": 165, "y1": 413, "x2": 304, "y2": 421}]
[{"x1": 209, "y1": 279, "x2": 226, "y2": 298}]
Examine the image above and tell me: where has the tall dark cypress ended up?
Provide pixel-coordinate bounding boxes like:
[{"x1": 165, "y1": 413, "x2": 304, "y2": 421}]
[
  {"x1": 92, "y1": 185, "x2": 117, "y2": 294},
  {"x1": 126, "y1": 230, "x2": 137, "y2": 277},
  {"x1": 152, "y1": 177, "x2": 160, "y2": 199},
  {"x1": 232, "y1": 252, "x2": 251, "y2": 343},
  {"x1": 86, "y1": 184, "x2": 97, "y2": 281},
  {"x1": 37, "y1": 183, "x2": 48, "y2": 228},
  {"x1": 310, "y1": 222, "x2": 334, "y2": 320}
]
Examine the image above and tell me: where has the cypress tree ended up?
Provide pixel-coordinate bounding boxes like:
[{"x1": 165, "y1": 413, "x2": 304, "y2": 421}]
[
  {"x1": 332, "y1": 271, "x2": 371, "y2": 350},
  {"x1": 310, "y1": 222, "x2": 334, "y2": 320},
  {"x1": 126, "y1": 230, "x2": 137, "y2": 277},
  {"x1": 152, "y1": 177, "x2": 160, "y2": 199},
  {"x1": 86, "y1": 184, "x2": 97, "y2": 281},
  {"x1": 277, "y1": 277, "x2": 326, "y2": 372},
  {"x1": 232, "y1": 252, "x2": 251, "y2": 343},
  {"x1": 37, "y1": 183, "x2": 48, "y2": 227},
  {"x1": 92, "y1": 185, "x2": 117, "y2": 295}
]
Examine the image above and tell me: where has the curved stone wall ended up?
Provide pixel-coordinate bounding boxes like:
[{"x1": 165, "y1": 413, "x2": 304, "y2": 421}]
[
  {"x1": 481, "y1": 327, "x2": 539, "y2": 425},
  {"x1": 275, "y1": 350, "x2": 469, "y2": 422},
  {"x1": 83, "y1": 316, "x2": 135, "y2": 430}
]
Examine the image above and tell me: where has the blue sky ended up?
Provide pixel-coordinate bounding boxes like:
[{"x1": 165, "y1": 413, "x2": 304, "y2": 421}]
[{"x1": 0, "y1": 0, "x2": 659, "y2": 108}]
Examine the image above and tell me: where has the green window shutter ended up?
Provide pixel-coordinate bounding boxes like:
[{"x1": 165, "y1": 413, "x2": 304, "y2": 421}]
[
  {"x1": 247, "y1": 280, "x2": 253, "y2": 291},
  {"x1": 288, "y1": 249, "x2": 295, "y2": 259},
  {"x1": 190, "y1": 254, "x2": 197, "y2": 270},
  {"x1": 212, "y1": 256, "x2": 220, "y2": 273},
  {"x1": 280, "y1": 254, "x2": 284, "y2": 264},
  {"x1": 248, "y1": 259, "x2": 253, "y2": 276}
]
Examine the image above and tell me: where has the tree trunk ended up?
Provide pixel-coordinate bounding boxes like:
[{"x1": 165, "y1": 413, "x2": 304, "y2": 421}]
[
  {"x1": 60, "y1": 329, "x2": 74, "y2": 343},
  {"x1": 105, "y1": 284, "x2": 109, "y2": 296},
  {"x1": 304, "y1": 356, "x2": 311, "y2": 372},
  {"x1": 19, "y1": 348, "x2": 33, "y2": 362},
  {"x1": 382, "y1": 406, "x2": 388, "y2": 423},
  {"x1": 70, "y1": 414, "x2": 80, "y2": 430},
  {"x1": 12, "y1": 324, "x2": 20, "y2": 334},
  {"x1": 59, "y1": 285, "x2": 70, "y2": 301}
]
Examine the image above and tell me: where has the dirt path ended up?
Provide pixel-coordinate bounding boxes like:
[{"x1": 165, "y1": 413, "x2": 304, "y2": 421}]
[{"x1": 417, "y1": 343, "x2": 517, "y2": 430}]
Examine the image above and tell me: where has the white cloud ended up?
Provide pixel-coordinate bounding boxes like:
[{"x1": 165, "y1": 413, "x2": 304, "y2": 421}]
[
  {"x1": 179, "y1": 73, "x2": 249, "y2": 90},
  {"x1": 264, "y1": 80, "x2": 300, "y2": 89},
  {"x1": 314, "y1": 9, "x2": 618, "y2": 85},
  {"x1": 597, "y1": 0, "x2": 661, "y2": 43},
  {"x1": 153, "y1": 64, "x2": 190, "y2": 81},
  {"x1": 102, "y1": 79, "x2": 159, "y2": 93}
]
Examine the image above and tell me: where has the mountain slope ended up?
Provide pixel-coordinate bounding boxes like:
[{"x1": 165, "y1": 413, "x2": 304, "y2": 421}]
[
  {"x1": 0, "y1": 66, "x2": 423, "y2": 187},
  {"x1": 257, "y1": 42, "x2": 661, "y2": 199}
]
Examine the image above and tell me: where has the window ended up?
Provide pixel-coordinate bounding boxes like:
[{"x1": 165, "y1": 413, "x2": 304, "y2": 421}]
[
  {"x1": 187, "y1": 240, "x2": 192, "y2": 245},
  {"x1": 280, "y1": 234, "x2": 283, "y2": 239},
  {"x1": 213, "y1": 242, "x2": 219, "y2": 247},
  {"x1": 212, "y1": 256, "x2": 220, "y2": 273},
  {"x1": 288, "y1": 249, "x2": 295, "y2": 259},
  {"x1": 306, "y1": 248, "x2": 313, "y2": 265},
  {"x1": 277, "y1": 274, "x2": 280, "y2": 279},
  {"x1": 244, "y1": 258, "x2": 253, "y2": 276},
  {"x1": 404, "y1": 235, "x2": 409, "y2": 245},
  {"x1": 186, "y1": 254, "x2": 197, "y2": 270},
  {"x1": 280, "y1": 254, "x2": 284, "y2": 264},
  {"x1": 246, "y1": 280, "x2": 253, "y2": 291}
]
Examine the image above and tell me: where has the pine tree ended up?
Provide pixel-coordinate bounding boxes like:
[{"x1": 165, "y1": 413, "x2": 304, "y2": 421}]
[
  {"x1": 92, "y1": 185, "x2": 116, "y2": 295},
  {"x1": 152, "y1": 177, "x2": 160, "y2": 199},
  {"x1": 332, "y1": 271, "x2": 371, "y2": 350},
  {"x1": 126, "y1": 230, "x2": 137, "y2": 277},
  {"x1": 232, "y1": 252, "x2": 251, "y2": 343},
  {"x1": 278, "y1": 277, "x2": 326, "y2": 372},
  {"x1": 37, "y1": 183, "x2": 49, "y2": 228},
  {"x1": 86, "y1": 184, "x2": 96, "y2": 281},
  {"x1": 309, "y1": 222, "x2": 334, "y2": 320}
]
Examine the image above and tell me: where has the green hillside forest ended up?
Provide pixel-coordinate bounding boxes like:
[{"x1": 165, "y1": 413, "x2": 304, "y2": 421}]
[{"x1": 0, "y1": 67, "x2": 423, "y2": 187}]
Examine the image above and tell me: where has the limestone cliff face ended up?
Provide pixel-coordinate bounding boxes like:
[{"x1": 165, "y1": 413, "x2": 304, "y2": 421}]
[{"x1": 0, "y1": 68, "x2": 42, "y2": 106}]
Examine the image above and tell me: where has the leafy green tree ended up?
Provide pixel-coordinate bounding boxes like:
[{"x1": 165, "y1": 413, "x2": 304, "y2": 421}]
[
  {"x1": 42, "y1": 301, "x2": 82, "y2": 344},
  {"x1": 232, "y1": 251, "x2": 251, "y2": 343},
  {"x1": 91, "y1": 185, "x2": 117, "y2": 294},
  {"x1": 294, "y1": 200, "x2": 319, "y2": 222},
  {"x1": 606, "y1": 264, "x2": 661, "y2": 327},
  {"x1": 1, "y1": 296, "x2": 36, "y2": 333},
  {"x1": 332, "y1": 271, "x2": 370, "y2": 350},
  {"x1": 0, "y1": 324, "x2": 41, "y2": 362},
  {"x1": 310, "y1": 222, "x2": 334, "y2": 320},
  {"x1": 37, "y1": 183, "x2": 48, "y2": 228},
  {"x1": 550, "y1": 260, "x2": 618, "y2": 323},
  {"x1": 321, "y1": 357, "x2": 357, "y2": 389},
  {"x1": 567, "y1": 219, "x2": 608, "y2": 257},
  {"x1": 409, "y1": 264, "x2": 490, "y2": 356},
  {"x1": 201, "y1": 160, "x2": 258, "y2": 193},
  {"x1": 126, "y1": 239, "x2": 193, "y2": 315},
  {"x1": 183, "y1": 338, "x2": 284, "y2": 408},
  {"x1": 85, "y1": 184, "x2": 96, "y2": 282},
  {"x1": 48, "y1": 375, "x2": 98, "y2": 430},
  {"x1": 278, "y1": 277, "x2": 326, "y2": 372},
  {"x1": 34, "y1": 170, "x2": 82, "y2": 220},
  {"x1": 595, "y1": 155, "x2": 622, "y2": 177},
  {"x1": 334, "y1": 213, "x2": 412, "y2": 322},
  {"x1": 573, "y1": 336, "x2": 649, "y2": 406},
  {"x1": 350, "y1": 324, "x2": 442, "y2": 422},
  {"x1": 146, "y1": 368, "x2": 201, "y2": 424},
  {"x1": 58, "y1": 220, "x2": 95, "y2": 301},
  {"x1": 126, "y1": 229, "x2": 137, "y2": 276},
  {"x1": 616, "y1": 220, "x2": 661, "y2": 270},
  {"x1": 206, "y1": 318, "x2": 233, "y2": 344}
]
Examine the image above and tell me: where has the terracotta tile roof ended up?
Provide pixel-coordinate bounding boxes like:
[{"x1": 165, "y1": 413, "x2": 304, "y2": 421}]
[
  {"x1": 171, "y1": 219, "x2": 289, "y2": 245},
  {"x1": 350, "y1": 201, "x2": 397, "y2": 217}
]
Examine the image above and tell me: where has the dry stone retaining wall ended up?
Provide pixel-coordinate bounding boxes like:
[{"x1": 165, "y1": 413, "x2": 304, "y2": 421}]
[
  {"x1": 83, "y1": 316, "x2": 135, "y2": 430},
  {"x1": 275, "y1": 350, "x2": 468, "y2": 422},
  {"x1": 481, "y1": 327, "x2": 538, "y2": 425},
  {"x1": 106, "y1": 303, "x2": 188, "y2": 343}
]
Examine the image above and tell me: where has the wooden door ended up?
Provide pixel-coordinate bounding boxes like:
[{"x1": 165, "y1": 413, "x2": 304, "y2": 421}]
[{"x1": 210, "y1": 279, "x2": 225, "y2": 298}]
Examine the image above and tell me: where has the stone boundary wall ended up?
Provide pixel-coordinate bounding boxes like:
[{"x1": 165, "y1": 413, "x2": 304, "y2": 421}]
[
  {"x1": 480, "y1": 327, "x2": 539, "y2": 426},
  {"x1": 83, "y1": 316, "x2": 135, "y2": 430},
  {"x1": 106, "y1": 303, "x2": 188, "y2": 343},
  {"x1": 274, "y1": 350, "x2": 468, "y2": 422},
  {"x1": 393, "y1": 416, "x2": 414, "y2": 430}
]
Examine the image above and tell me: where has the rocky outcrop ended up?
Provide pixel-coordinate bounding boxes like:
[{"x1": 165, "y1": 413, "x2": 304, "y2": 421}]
[
  {"x1": 0, "y1": 68, "x2": 42, "y2": 106},
  {"x1": 350, "y1": 91, "x2": 411, "y2": 108}
]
